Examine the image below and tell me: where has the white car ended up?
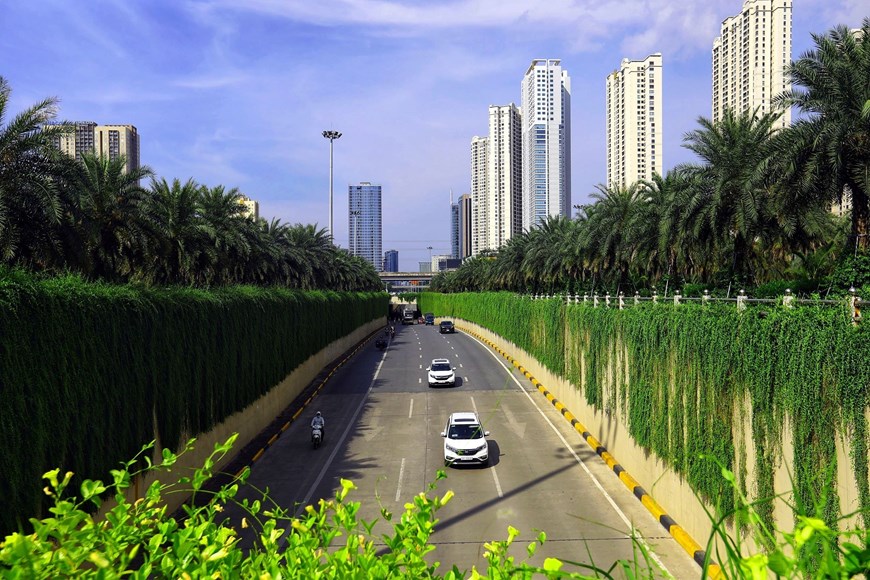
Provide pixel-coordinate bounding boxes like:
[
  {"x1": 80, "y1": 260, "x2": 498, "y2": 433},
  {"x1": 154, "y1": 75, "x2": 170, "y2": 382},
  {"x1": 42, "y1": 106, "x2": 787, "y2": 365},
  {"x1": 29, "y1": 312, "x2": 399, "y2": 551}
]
[
  {"x1": 441, "y1": 412, "x2": 490, "y2": 466},
  {"x1": 426, "y1": 358, "x2": 456, "y2": 387}
]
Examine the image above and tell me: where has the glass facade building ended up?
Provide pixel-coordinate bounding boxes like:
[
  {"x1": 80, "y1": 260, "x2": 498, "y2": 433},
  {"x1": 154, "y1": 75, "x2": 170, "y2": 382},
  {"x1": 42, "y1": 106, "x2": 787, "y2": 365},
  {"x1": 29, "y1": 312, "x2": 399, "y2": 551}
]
[
  {"x1": 520, "y1": 59, "x2": 571, "y2": 230},
  {"x1": 383, "y1": 250, "x2": 399, "y2": 273},
  {"x1": 348, "y1": 182, "x2": 383, "y2": 272}
]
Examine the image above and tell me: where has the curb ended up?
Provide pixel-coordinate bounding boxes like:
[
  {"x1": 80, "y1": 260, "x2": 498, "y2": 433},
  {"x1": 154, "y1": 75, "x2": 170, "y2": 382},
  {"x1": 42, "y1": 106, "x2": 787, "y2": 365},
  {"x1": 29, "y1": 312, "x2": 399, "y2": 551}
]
[
  {"x1": 459, "y1": 324, "x2": 723, "y2": 579},
  {"x1": 232, "y1": 326, "x2": 387, "y2": 479}
]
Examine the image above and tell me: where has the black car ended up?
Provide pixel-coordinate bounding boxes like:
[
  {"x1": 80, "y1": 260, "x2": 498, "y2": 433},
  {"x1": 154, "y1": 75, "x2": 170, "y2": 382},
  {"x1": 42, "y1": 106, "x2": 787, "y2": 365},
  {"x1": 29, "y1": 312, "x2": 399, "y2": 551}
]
[
  {"x1": 424, "y1": 313, "x2": 435, "y2": 325},
  {"x1": 439, "y1": 320, "x2": 455, "y2": 334}
]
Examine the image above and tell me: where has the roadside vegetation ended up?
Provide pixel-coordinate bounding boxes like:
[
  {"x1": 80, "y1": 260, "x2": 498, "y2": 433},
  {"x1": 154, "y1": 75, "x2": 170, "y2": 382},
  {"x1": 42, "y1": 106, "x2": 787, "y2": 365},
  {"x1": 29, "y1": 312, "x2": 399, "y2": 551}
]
[
  {"x1": 1, "y1": 18, "x2": 869, "y2": 580},
  {"x1": 433, "y1": 20, "x2": 870, "y2": 299},
  {"x1": 2, "y1": 436, "x2": 869, "y2": 578},
  {"x1": 0, "y1": 76, "x2": 381, "y2": 292}
]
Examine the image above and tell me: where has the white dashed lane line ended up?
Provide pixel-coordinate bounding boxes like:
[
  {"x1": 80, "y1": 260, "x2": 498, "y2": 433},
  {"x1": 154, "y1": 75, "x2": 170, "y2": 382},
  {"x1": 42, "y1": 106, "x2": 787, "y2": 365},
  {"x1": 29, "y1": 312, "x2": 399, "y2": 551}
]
[{"x1": 395, "y1": 458, "x2": 406, "y2": 502}]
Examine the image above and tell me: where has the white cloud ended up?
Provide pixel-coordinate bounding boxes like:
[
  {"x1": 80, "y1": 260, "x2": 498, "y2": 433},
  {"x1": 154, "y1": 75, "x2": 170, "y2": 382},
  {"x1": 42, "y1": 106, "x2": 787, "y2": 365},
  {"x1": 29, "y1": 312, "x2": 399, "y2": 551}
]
[{"x1": 172, "y1": 73, "x2": 249, "y2": 89}]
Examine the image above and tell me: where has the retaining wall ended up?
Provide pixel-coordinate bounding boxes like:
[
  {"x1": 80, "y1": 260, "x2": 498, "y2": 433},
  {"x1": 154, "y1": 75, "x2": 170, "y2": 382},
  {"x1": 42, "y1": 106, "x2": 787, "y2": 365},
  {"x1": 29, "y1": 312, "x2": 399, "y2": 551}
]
[{"x1": 455, "y1": 318, "x2": 865, "y2": 561}]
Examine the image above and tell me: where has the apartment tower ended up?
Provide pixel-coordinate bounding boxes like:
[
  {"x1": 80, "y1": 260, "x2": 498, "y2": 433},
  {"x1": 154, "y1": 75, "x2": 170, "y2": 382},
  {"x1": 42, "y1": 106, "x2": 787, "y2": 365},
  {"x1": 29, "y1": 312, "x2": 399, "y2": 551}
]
[
  {"x1": 53, "y1": 122, "x2": 141, "y2": 177},
  {"x1": 712, "y1": 0, "x2": 792, "y2": 128},
  {"x1": 486, "y1": 104, "x2": 523, "y2": 250},
  {"x1": 520, "y1": 59, "x2": 571, "y2": 230},
  {"x1": 238, "y1": 195, "x2": 259, "y2": 220},
  {"x1": 470, "y1": 136, "x2": 488, "y2": 256},
  {"x1": 348, "y1": 182, "x2": 383, "y2": 272},
  {"x1": 605, "y1": 54, "x2": 663, "y2": 189}
]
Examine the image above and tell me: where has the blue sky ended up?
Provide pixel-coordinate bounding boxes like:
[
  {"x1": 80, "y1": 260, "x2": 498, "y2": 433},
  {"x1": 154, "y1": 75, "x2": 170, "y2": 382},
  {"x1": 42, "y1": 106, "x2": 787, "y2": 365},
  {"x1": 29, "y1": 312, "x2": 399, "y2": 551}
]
[{"x1": 2, "y1": 0, "x2": 865, "y2": 270}]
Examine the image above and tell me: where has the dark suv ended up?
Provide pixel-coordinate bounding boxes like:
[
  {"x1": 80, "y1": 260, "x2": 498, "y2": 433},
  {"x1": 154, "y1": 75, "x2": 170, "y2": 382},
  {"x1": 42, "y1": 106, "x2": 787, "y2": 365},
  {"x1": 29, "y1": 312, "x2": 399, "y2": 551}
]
[
  {"x1": 424, "y1": 313, "x2": 435, "y2": 325},
  {"x1": 439, "y1": 320, "x2": 455, "y2": 334}
]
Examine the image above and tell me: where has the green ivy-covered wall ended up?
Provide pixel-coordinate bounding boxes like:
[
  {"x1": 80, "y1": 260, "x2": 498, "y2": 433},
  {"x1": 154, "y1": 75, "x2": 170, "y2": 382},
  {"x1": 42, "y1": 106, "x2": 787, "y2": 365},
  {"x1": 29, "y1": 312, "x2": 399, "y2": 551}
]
[
  {"x1": 419, "y1": 292, "x2": 870, "y2": 535},
  {"x1": 0, "y1": 268, "x2": 387, "y2": 534}
]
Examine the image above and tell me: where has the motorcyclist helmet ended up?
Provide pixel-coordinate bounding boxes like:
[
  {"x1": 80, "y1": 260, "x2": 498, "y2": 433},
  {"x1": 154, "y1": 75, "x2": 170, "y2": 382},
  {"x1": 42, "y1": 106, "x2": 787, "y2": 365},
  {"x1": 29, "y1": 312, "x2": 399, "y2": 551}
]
[{"x1": 315, "y1": 411, "x2": 322, "y2": 417}]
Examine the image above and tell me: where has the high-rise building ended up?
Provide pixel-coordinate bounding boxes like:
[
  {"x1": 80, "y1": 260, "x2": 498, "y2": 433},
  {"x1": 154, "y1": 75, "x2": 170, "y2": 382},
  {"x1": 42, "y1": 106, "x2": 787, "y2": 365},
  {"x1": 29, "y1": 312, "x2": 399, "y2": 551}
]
[
  {"x1": 54, "y1": 121, "x2": 96, "y2": 161},
  {"x1": 606, "y1": 54, "x2": 663, "y2": 189},
  {"x1": 450, "y1": 199, "x2": 460, "y2": 259},
  {"x1": 470, "y1": 136, "x2": 488, "y2": 256},
  {"x1": 487, "y1": 104, "x2": 523, "y2": 250},
  {"x1": 52, "y1": 122, "x2": 141, "y2": 178},
  {"x1": 383, "y1": 250, "x2": 399, "y2": 273},
  {"x1": 348, "y1": 182, "x2": 383, "y2": 272},
  {"x1": 457, "y1": 194, "x2": 472, "y2": 259},
  {"x1": 431, "y1": 255, "x2": 451, "y2": 272},
  {"x1": 95, "y1": 125, "x2": 140, "y2": 176},
  {"x1": 521, "y1": 59, "x2": 571, "y2": 230},
  {"x1": 712, "y1": 0, "x2": 792, "y2": 129}
]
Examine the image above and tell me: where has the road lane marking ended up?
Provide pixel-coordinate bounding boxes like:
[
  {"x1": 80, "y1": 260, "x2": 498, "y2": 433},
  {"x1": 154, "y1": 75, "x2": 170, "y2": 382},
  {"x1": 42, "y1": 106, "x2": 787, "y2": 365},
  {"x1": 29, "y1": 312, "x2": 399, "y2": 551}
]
[
  {"x1": 293, "y1": 348, "x2": 388, "y2": 518},
  {"x1": 490, "y1": 464, "x2": 504, "y2": 497},
  {"x1": 502, "y1": 405, "x2": 527, "y2": 439},
  {"x1": 463, "y1": 332, "x2": 672, "y2": 577},
  {"x1": 470, "y1": 396, "x2": 503, "y2": 497},
  {"x1": 419, "y1": 377, "x2": 422, "y2": 384},
  {"x1": 395, "y1": 458, "x2": 406, "y2": 502},
  {"x1": 409, "y1": 398, "x2": 414, "y2": 418},
  {"x1": 459, "y1": 363, "x2": 464, "y2": 368}
]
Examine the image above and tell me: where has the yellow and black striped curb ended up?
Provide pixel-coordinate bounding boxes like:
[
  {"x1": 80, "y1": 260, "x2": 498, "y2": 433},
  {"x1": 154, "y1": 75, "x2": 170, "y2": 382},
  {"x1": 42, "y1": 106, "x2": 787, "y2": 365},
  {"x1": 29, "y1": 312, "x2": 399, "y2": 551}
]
[
  {"x1": 459, "y1": 324, "x2": 723, "y2": 579},
  {"x1": 233, "y1": 326, "x2": 387, "y2": 479}
]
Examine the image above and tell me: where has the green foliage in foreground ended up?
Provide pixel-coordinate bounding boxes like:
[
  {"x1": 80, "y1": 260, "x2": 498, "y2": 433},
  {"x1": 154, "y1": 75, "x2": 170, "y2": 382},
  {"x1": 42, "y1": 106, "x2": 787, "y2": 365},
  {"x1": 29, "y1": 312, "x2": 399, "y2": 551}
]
[
  {"x1": 0, "y1": 436, "x2": 668, "y2": 579},
  {"x1": 0, "y1": 266, "x2": 387, "y2": 536},
  {"x1": 419, "y1": 292, "x2": 870, "y2": 538}
]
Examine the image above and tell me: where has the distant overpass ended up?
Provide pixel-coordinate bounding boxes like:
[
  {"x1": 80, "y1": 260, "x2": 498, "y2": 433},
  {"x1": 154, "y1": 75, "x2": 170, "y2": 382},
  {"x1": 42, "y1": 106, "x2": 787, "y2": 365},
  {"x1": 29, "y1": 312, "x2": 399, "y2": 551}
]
[{"x1": 378, "y1": 271, "x2": 434, "y2": 291}]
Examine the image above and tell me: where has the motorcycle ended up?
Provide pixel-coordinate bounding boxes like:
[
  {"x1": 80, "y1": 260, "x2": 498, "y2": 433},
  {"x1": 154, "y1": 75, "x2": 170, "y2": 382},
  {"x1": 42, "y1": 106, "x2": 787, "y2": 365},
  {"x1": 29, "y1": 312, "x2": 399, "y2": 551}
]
[
  {"x1": 312, "y1": 426, "x2": 322, "y2": 449},
  {"x1": 375, "y1": 338, "x2": 388, "y2": 351}
]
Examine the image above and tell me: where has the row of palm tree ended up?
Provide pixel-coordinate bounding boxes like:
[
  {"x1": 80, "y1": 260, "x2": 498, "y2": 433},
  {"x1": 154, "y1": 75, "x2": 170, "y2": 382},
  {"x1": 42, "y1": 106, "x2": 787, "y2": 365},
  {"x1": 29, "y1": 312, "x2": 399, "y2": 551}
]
[
  {"x1": 0, "y1": 77, "x2": 382, "y2": 291},
  {"x1": 432, "y1": 20, "x2": 870, "y2": 295}
]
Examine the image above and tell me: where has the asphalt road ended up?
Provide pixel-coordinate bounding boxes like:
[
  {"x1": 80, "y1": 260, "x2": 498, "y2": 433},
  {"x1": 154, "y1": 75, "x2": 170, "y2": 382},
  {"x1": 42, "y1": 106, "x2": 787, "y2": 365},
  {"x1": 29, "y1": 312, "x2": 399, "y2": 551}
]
[{"x1": 220, "y1": 322, "x2": 702, "y2": 578}]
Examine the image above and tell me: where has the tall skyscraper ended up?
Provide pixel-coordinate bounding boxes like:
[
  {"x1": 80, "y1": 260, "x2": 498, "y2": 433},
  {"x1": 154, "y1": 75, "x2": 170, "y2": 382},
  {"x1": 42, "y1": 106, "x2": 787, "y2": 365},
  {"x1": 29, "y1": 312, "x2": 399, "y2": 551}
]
[
  {"x1": 521, "y1": 59, "x2": 571, "y2": 230},
  {"x1": 606, "y1": 54, "x2": 663, "y2": 189},
  {"x1": 348, "y1": 182, "x2": 383, "y2": 272},
  {"x1": 457, "y1": 194, "x2": 473, "y2": 259},
  {"x1": 712, "y1": 0, "x2": 792, "y2": 129},
  {"x1": 486, "y1": 104, "x2": 523, "y2": 250},
  {"x1": 383, "y1": 250, "x2": 399, "y2": 273},
  {"x1": 469, "y1": 136, "x2": 488, "y2": 256},
  {"x1": 52, "y1": 122, "x2": 141, "y2": 177},
  {"x1": 450, "y1": 198, "x2": 460, "y2": 259}
]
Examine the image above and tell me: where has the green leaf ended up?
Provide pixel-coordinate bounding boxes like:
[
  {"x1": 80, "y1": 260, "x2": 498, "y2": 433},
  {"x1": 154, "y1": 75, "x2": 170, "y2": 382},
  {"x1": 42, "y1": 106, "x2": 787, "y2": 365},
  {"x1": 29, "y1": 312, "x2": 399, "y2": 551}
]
[
  {"x1": 543, "y1": 557, "x2": 563, "y2": 572},
  {"x1": 80, "y1": 479, "x2": 107, "y2": 500}
]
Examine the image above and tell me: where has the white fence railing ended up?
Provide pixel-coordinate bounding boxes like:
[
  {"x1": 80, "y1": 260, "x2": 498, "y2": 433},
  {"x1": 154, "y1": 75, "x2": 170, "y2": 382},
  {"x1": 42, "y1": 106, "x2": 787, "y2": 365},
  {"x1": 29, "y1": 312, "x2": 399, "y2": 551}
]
[{"x1": 525, "y1": 288, "x2": 865, "y2": 325}]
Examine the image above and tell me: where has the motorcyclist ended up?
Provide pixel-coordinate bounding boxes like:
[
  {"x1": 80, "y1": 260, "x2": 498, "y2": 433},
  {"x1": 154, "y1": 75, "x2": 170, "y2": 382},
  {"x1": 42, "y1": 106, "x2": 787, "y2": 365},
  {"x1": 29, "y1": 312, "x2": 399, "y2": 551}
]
[{"x1": 311, "y1": 411, "x2": 325, "y2": 441}]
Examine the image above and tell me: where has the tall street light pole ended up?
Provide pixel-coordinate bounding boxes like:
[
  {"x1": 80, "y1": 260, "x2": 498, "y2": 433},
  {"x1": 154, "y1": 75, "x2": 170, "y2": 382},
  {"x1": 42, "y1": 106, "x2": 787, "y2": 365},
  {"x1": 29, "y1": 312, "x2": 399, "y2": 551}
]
[{"x1": 322, "y1": 130, "x2": 342, "y2": 241}]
